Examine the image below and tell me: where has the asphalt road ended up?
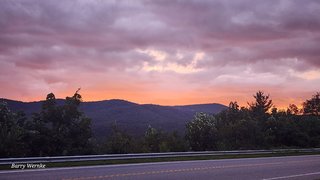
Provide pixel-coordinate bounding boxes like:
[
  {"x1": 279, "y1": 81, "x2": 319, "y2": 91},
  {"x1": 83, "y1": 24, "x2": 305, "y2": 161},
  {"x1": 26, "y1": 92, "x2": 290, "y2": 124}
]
[{"x1": 1, "y1": 155, "x2": 320, "y2": 180}]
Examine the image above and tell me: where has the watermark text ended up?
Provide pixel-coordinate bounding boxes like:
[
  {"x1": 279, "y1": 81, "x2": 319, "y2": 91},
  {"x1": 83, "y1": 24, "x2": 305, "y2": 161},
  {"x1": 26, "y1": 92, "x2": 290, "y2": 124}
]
[{"x1": 11, "y1": 163, "x2": 46, "y2": 170}]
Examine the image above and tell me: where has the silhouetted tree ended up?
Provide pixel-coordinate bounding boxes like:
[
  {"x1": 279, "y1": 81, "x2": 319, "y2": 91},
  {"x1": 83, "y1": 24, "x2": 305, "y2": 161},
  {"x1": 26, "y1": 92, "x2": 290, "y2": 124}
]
[
  {"x1": 105, "y1": 122, "x2": 133, "y2": 154},
  {"x1": 186, "y1": 113, "x2": 218, "y2": 151},
  {"x1": 287, "y1": 104, "x2": 300, "y2": 115},
  {"x1": 249, "y1": 91, "x2": 273, "y2": 116},
  {"x1": 303, "y1": 92, "x2": 320, "y2": 116},
  {"x1": 144, "y1": 125, "x2": 161, "y2": 152},
  {"x1": 164, "y1": 131, "x2": 188, "y2": 152},
  {"x1": 28, "y1": 90, "x2": 93, "y2": 156},
  {"x1": 0, "y1": 102, "x2": 27, "y2": 157}
]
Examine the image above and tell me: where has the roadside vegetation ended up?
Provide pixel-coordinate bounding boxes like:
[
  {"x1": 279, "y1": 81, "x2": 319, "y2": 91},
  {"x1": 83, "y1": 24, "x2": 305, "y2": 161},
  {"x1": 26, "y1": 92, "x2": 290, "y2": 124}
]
[{"x1": 1, "y1": 90, "x2": 320, "y2": 157}]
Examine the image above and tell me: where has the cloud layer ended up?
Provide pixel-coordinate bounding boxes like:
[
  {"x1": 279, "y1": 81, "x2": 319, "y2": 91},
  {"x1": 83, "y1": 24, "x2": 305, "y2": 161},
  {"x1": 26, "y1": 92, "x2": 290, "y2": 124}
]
[{"x1": 1, "y1": 0, "x2": 320, "y2": 107}]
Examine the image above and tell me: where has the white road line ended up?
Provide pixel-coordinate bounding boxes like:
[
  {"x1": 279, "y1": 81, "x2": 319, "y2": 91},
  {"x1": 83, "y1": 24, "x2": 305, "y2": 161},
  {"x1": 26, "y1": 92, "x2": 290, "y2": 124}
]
[{"x1": 262, "y1": 172, "x2": 320, "y2": 180}]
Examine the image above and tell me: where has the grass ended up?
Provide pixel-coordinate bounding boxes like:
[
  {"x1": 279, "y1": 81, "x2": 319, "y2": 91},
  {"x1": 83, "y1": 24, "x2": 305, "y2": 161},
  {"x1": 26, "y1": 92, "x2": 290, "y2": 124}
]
[{"x1": 1, "y1": 151, "x2": 319, "y2": 171}]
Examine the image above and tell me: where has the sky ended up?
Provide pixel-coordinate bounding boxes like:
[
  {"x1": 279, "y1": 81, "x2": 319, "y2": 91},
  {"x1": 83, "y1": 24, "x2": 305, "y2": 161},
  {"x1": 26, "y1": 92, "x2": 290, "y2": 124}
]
[{"x1": 0, "y1": 0, "x2": 320, "y2": 108}]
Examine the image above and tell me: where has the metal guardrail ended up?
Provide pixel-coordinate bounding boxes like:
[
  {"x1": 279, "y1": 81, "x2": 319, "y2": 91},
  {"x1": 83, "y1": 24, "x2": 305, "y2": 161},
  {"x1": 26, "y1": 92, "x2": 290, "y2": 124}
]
[{"x1": 1, "y1": 148, "x2": 319, "y2": 165}]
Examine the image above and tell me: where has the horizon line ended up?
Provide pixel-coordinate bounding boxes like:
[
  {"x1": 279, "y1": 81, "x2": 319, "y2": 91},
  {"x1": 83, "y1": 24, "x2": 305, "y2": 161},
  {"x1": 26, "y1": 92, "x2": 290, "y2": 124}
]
[
  {"x1": 0, "y1": 96, "x2": 301, "y2": 110},
  {"x1": 0, "y1": 97, "x2": 227, "y2": 106}
]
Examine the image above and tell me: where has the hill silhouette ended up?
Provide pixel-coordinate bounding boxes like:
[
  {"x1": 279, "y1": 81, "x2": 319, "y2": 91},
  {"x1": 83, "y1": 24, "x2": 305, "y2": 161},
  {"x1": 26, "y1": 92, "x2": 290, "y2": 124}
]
[{"x1": 0, "y1": 98, "x2": 227, "y2": 139}]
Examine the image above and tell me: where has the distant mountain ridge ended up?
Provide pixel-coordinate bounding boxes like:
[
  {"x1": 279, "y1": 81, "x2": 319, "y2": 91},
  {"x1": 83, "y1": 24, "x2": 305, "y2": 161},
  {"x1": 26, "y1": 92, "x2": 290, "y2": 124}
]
[{"x1": 0, "y1": 98, "x2": 227, "y2": 139}]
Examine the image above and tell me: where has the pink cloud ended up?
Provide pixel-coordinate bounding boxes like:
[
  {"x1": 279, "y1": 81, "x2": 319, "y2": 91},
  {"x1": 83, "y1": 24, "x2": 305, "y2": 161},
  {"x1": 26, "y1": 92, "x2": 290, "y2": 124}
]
[{"x1": 0, "y1": 0, "x2": 319, "y2": 108}]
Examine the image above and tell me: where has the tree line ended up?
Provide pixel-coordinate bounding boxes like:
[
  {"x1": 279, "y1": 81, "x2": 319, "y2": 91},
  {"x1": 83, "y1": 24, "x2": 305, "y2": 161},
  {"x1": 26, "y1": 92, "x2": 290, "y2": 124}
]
[
  {"x1": 186, "y1": 91, "x2": 320, "y2": 150},
  {"x1": 0, "y1": 91, "x2": 319, "y2": 157}
]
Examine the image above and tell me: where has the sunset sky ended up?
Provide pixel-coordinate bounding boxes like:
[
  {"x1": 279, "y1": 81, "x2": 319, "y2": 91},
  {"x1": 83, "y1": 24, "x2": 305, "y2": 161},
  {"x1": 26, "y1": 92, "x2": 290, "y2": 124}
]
[{"x1": 1, "y1": 0, "x2": 320, "y2": 108}]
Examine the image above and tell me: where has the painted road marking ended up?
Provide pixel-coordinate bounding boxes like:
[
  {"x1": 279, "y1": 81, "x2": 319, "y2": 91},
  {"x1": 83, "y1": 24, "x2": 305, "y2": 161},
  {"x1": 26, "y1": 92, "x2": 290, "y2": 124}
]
[
  {"x1": 61, "y1": 162, "x2": 284, "y2": 180},
  {"x1": 262, "y1": 171, "x2": 320, "y2": 180},
  {"x1": 61, "y1": 159, "x2": 320, "y2": 180}
]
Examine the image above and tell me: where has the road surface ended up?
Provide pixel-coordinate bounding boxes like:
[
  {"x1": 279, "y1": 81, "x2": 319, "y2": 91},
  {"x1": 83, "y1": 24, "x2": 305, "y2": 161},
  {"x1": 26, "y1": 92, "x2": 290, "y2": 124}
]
[{"x1": 1, "y1": 155, "x2": 320, "y2": 180}]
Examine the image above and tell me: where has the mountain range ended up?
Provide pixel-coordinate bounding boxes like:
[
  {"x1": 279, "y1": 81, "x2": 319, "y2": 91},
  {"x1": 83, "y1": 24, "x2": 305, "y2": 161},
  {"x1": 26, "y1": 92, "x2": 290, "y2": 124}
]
[{"x1": 1, "y1": 98, "x2": 227, "y2": 139}]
